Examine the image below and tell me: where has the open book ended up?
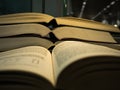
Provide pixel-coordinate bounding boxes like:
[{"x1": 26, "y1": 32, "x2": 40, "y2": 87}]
[
  {"x1": 0, "y1": 41, "x2": 120, "y2": 90},
  {"x1": 0, "y1": 12, "x2": 120, "y2": 33}
]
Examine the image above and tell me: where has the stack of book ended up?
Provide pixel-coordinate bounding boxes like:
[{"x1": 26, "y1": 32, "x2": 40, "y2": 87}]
[{"x1": 0, "y1": 12, "x2": 120, "y2": 90}]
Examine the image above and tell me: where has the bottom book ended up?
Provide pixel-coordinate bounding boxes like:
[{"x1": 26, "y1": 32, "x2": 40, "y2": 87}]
[{"x1": 0, "y1": 41, "x2": 120, "y2": 90}]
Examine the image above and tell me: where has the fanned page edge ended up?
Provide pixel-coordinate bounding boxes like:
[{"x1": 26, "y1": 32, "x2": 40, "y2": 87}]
[
  {"x1": 52, "y1": 26, "x2": 117, "y2": 43},
  {"x1": 0, "y1": 23, "x2": 51, "y2": 37},
  {"x1": 0, "y1": 37, "x2": 54, "y2": 51},
  {"x1": 0, "y1": 12, "x2": 52, "y2": 18},
  {"x1": 0, "y1": 12, "x2": 54, "y2": 24},
  {"x1": 55, "y1": 17, "x2": 120, "y2": 33}
]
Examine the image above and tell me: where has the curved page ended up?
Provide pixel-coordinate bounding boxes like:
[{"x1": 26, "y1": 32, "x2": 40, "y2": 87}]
[
  {"x1": 56, "y1": 17, "x2": 120, "y2": 33},
  {"x1": 0, "y1": 13, "x2": 54, "y2": 24},
  {"x1": 0, "y1": 23, "x2": 51, "y2": 37},
  {"x1": 52, "y1": 41, "x2": 120, "y2": 81},
  {"x1": 0, "y1": 46, "x2": 54, "y2": 85},
  {"x1": 0, "y1": 12, "x2": 53, "y2": 18},
  {"x1": 0, "y1": 37, "x2": 53, "y2": 51},
  {"x1": 53, "y1": 26, "x2": 117, "y2": 43}
]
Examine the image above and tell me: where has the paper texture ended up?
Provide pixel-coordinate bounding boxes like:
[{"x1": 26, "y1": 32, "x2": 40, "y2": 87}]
[
  {"x1": 53, "y1": 26, "x2": 117, "y2": 43},
  {"x1": 52, "y1": 41, "x2": 120, "y2": 80},
  {"x1": 0, "y1": 46, "x2": 54, "y2": 85}
]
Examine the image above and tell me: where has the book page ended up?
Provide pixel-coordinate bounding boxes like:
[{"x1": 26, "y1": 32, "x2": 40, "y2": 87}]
[
  {"x1": 0, "y1": 23, "x2": 51, "y2": 37},
  {"x1": 0, "y1": 12, "x2": 52, "y2": 18},
  {"x1": 56, "y1": 17, "x2": 120, "y2": 33},
  {"x1": 52, "y1": 41, "x2": 120, "y2": 81},
  {"x1": 53, "y1": 26, "x2": 117, "y2": 43},
  {"x1": 0, "y1": 46, "x2": 54, "y2": 85},
  {"x1": 0, "y1": 13, "x2": 54, "y2": 24},
  {"x1": 0, "y1": 37, "x2": 53, "y2": 51}
]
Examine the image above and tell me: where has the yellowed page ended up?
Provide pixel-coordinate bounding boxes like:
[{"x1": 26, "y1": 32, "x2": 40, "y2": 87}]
[
  {"x1": 56, "y1": 17, "x2": 120, "y2": 33},
  {"x1": 0, "y1": 46, "x2": 54, "y2": 85},
  {"x1": 0, "y1": 13, "x2": 54, "y2": 24},
  {"x1": 0, "y1": 12, "x2": 51, "y2": 18},
  {"x1": 52, "y1": 41, "x2": 120, "y2": 81},
  {"x1": 53, "y1": 26, "x2": 117, "y2": 43},
  {"x1": 0, "y1": 23, "x2": 51, "y2": 37},
  {"x1": 0, "y1": 37, "x2": 53, "y2": 51}
]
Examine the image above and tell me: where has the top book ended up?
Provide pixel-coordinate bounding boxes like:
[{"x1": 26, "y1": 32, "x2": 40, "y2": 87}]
[{"x1": 0, "y1": 12, "x2": 119, "y2": 33}]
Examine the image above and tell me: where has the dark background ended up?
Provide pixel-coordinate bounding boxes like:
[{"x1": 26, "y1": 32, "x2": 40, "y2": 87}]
[{"x1": 71, "y1": 0, "x2": 120, "y2": 26}]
